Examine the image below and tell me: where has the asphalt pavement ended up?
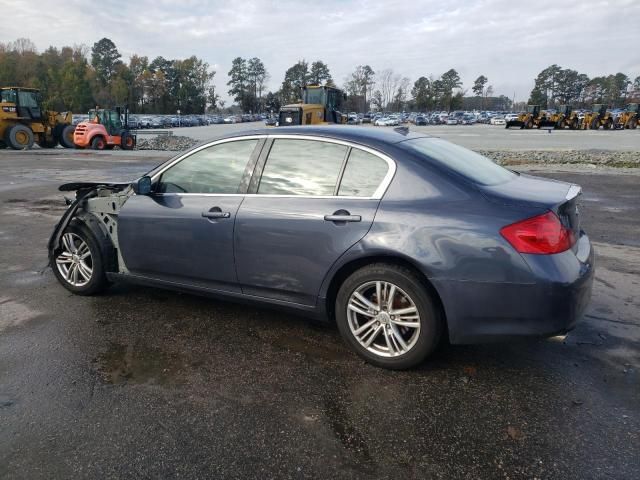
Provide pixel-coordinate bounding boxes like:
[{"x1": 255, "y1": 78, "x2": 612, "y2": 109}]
[{"x1": 0, "y1": 149, "x2": 638, "y2": 479}]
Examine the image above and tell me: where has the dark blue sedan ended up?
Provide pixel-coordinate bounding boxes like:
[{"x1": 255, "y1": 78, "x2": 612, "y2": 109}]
[{"x1": 48, "y1": 126, "x2": 594, "y2": 369}]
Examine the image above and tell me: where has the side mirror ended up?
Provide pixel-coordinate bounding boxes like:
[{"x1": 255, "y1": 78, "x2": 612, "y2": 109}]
[{"x1": 132, "y1": 175, "x2": 152, "y2": 195}]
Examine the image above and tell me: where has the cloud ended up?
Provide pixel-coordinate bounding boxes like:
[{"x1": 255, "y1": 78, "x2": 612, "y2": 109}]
[{"x1": 3, "y1": 0, "x2": 639, "y2": 104}]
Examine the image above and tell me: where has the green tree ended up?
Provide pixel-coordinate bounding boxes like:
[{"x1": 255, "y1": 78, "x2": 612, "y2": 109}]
[
  {"x1": 227, "y1": 57, "x2": 249, "y2": 111},
  {"x1": 281, "y1": 60, "x2": 309, "y2": 104},
  {"x1": 247, "y1": 57, "x2": 268, "y2": 112},
  {"x1": 264, "y1": 91, "x2": 281, "y2": 113},
  {"x1": 411, "y1": 76, "x2": 436, "y2": 111},
  {"x1": 91, "y1": 38, "x2": 122, "y2": 85},
  {"x1": 472, "y1": 75, "x2": 487, "y2": 97},
  {"x1": 309, "y1": 60, "x2": 332, "y2": 85},
  {"x1": 439, "y1": 69, "x2": 462, "y2": 111}
]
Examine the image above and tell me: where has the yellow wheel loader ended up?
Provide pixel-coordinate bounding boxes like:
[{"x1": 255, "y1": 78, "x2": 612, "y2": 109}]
[
  {"x1": 505, "y1": 105, "x2": 545, "y2": 129},
  {"x1": 0, "y1": 87, "x2": 75, "y2": 150},
  {"x1": 278, "y1": 85, "x2": 347, "y2": 126},
  {"x1": 614, "y1": 103, "x2": 638, "y2": 129},
  {"x1": 582, "y1": 104, "x2": 614, "y2": 130},
  {"x1": 553, "y1": 105, "x2": 580, "y2": 129}
]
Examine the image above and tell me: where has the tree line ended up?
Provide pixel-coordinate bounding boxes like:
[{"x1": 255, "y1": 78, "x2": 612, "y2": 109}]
[
  {"x1": 528, "y1": 65, "x2": 640, "y2": 108},
  {"x1": 0, "y1": 37, "x2": 215, "y2": 114},
  {"x1": 2, "y1": 37, "x2": 638, "y2": 114}
]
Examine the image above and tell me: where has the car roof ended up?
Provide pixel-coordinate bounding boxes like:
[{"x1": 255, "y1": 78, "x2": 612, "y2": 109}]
[{"x1": 222, "y1": 125, "x2": 431, "y2": 145}]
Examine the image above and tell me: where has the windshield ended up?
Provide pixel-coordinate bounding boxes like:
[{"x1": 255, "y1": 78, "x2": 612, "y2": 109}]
[
  {"x1": 304, "y1": 88, "x2": 324, "y2": 105},
  {"x1": 400, "y1": 137, "x2": 516, "y2": 186},
  {"x1": 1, "y1": 89, "x2": 17, "y2": 103},
  {"x1": 17, "y1": 91, "x2": 39, "y2": 108}
]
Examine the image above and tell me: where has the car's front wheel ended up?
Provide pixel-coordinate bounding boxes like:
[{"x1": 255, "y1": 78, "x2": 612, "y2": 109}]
[
  {"x1": 336, "y1": 264, "x2": 442, "y2": 369},
  {"x1": 51, "y1": 224, "x2": 108, "y2": 295}
]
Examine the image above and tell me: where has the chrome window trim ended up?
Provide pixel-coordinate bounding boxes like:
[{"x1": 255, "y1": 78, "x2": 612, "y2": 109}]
[{"x1": 151, "y1": 133, "x2": 397, "y2": 200}]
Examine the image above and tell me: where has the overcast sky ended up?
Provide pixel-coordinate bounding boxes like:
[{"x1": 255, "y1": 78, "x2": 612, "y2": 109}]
[{"x1": 4, "y1": 0, "x2": 639, "y2": 104}]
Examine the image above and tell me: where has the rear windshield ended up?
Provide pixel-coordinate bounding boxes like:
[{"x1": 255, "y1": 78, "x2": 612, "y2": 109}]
[{"x1": 400, "y1": 137, "x2": 515, "y2": 186}]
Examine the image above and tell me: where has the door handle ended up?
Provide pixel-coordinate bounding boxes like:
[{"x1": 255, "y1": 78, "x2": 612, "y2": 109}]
[
  {"x1": 324, "y1": 210, "x2": 361, "y2": 223},
  {"x1": 202, "y1": 207, "x2": 230, "y2": 219}
]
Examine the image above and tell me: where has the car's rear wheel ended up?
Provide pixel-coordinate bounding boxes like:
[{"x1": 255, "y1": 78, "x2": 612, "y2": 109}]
[
  {"x1": 336, "y1": 264, "x2": 442, "y2": 369},
  {"x1": 51, "y1": 224, "x2": 108, "y2": 295}
]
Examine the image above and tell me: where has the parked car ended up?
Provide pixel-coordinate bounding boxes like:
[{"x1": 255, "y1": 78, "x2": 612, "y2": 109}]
[
  {"x1": 446, "y1": 118, "x2": 458, "y2": 125},
  {"x1": 139, "y1": 117, "x2": 153, "y2": 129},
  {"x1": 504, "y1": 113, "x2": 519, "y2": 123},
  {"x1": 48, "y1": 126, "x2": 593, "y2": 370},
  {"x1": 490, "y1": 116, "x2": 506, "y2": 125},
  {"x1": 414, "y1": 115, "x2": 427, "y2": 126},
  {"x1": 374, "y1": 117, "x2": 390, "y2": 126}
]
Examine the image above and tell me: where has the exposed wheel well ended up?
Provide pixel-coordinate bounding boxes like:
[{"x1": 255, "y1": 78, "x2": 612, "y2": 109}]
[{"x1": 324, "y1": 255, "x2": 447, "y2": 330}]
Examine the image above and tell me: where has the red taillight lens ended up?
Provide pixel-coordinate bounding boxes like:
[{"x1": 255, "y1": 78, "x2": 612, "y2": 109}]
[{"x1": 500, "y1": 211, "x2": 575, "y2": 254}]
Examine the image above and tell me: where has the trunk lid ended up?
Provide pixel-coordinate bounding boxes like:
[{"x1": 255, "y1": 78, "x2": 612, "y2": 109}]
[{"x1": 480, "y1": 173, "x2": 582, "y2": 251}]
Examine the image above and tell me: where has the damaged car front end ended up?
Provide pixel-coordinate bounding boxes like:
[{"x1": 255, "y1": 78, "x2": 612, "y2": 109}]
[{"x1": 47, "y1": 178, "x2": 148, "y2": 293}]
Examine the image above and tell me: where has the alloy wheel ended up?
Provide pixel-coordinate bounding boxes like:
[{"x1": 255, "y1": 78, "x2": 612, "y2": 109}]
[
  {"x1": 347, "y1": 280, "x2": 421, "y2": 357},
  {"x1": 55, "y1": 233, "x2": 93, "y2": 287}
]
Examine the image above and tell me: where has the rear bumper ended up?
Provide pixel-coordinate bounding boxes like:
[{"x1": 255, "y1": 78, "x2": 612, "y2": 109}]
[{"x1": 435, "y1": 234, "x2": 595, "y2": 344}]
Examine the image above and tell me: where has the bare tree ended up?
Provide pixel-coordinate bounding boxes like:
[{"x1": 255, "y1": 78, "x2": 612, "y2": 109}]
[{"x1": 379, "y1": 69, "x2": 403, "y2": 110}]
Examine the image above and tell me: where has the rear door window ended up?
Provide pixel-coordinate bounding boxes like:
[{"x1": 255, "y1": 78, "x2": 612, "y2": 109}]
[
  {"x1": 338, "y1": 149, "x2": 389, "y2": 197},
  {"x1": 257, "y1": 139, "x2": 347, "y2": 196}
]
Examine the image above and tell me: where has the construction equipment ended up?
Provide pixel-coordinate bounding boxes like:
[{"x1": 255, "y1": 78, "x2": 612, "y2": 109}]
[
  {"x1": 73, "y1": 106, "x2": 136, "y2": 150},
  {"x1": 278, "y1": 85, "x2": 347, "y2": 126},
  {"x1": 614, "y1": 103, "x2": 638, "y2": 129},
  {"x1": 552, "y1": 105, "x2": 580, "y2": 129},
  {"x1": 505, "y1": 105, "x2": 544, "y2": 129},
  {"x1": 582, "y1": 104, "x2": 614, "y2": 130},
  {"x1": 0, "y1": 87, "x2": 75, "y2": 150}
]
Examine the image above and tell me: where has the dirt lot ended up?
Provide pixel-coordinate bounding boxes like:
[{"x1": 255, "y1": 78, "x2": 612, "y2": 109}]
[{"x1": 0, "y1": 147, "x2": 638, "y2": 479}]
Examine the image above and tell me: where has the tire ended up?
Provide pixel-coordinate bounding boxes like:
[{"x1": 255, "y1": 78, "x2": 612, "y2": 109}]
[
  {"x1": 58, "y1": 125, "x2": 76, "y2": 148},
  {"x1": 590, "y1": 118, "x2": 600, "y2": 130},
  {"x1": 50, "y1": 223, "x2": 108, "y2": 295},
  {"x1": 604, "y1": 119, "x2": 612, "y2": 130},
  {"x1": 120, "y1": 132, "x2": 136, "y2": 150},
  {"x1": 91, "y1": 136, "x2": 106, "y2": 150},
  {"x1": 0, "y1": 141, "x2": 7, "y2": 149},
  {"x1": 38, "y1": 136, "x2": 58, "y2": 148},
  {"x1": 335, "y1": 263, "x2": 443, "y2": 370},
  {"x1": 5, "y1": 124, "x2": 34, "y2": 149}
]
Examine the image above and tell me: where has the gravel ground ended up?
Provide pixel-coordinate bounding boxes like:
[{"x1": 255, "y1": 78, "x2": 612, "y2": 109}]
[
  {"x1": 136, "y1": 135, "x2": 200, "y2": 151},
  {"x1": 481, "y1": 149, "x2": 640, "y2": 168}
]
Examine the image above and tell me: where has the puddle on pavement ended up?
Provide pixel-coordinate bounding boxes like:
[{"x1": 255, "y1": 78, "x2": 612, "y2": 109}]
[
  {"x1": 0, "y1": 298, "x2": 41, "y2": 332},
  {"x1": 2, "y1": 197, "x2": 66, "y2": 218},
  {"x1": 322, "y1": 394, "x2": 373, "y2": 464},
  {"x1": 266, "y1": 331, "x2": 350, "y2": 362},
  {"x1": 95, "y1": 342, "x2": 188, "y2": 385}
]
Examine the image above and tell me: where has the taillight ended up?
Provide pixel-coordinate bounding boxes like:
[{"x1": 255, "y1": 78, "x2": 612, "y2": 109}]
[{"x1": 500, "y1": 211, "x2": 575, "y2": 254}]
